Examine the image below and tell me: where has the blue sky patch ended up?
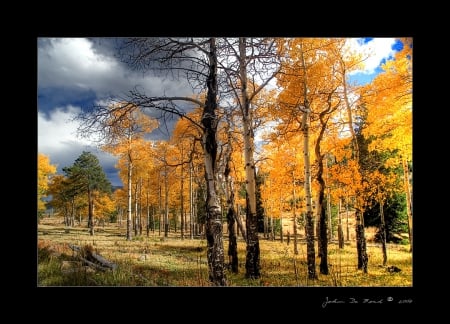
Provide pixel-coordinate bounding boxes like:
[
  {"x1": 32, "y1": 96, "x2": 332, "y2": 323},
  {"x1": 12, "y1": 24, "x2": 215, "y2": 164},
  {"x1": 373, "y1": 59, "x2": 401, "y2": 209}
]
[
  {"x1": 392, "y1": 39, "x2": 403, "y2": 51},
  {"x1": 38, "y1": 37, "x2": 403, "y2": 187}
]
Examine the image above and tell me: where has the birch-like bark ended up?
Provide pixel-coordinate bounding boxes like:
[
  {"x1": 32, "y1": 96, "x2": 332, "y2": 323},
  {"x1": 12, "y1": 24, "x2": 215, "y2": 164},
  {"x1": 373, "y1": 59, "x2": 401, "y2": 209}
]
[
  {"x1": 189, "y1": 161, "x2": 194, "y2": 239},
  {"x1": 379, "y1": 197, "x2": 387, "y2": 266},
  {"x1": 299, "y1": 41, "x2": 316, "y2": 279},
  {"x1": 126, "y1": 150, "x2": 132, "y2": 241},
  {"x1": 292, "y1": 170, "x2": 298, "y2": 255},
  {"x1": 224, "y1": 140, "x2": 238, "y2": 273},
  {"x1": 88, "y1": 187, "x2": 94, "y2": 236},
  {"x1": 134, "y1": 182, "x2": 138, "y2": 237},
  {"x1": 180, "y1": 158, "x2": 184, "y2": 240},
  {"x1": 158, "y1": 173, "x2": 162, "y2": 236},
  {"x1": 315, "y1": 146, "x2": 328, "y2": 275},
  {"x1": 341, "y1": 59, "x2": 368, "y2": 273},
  {"x1": 402, "y1": 157, "x2": 413, "y2": 252},
  {"x1": 239, "y1": 37, "x2": 260, "y2": 279},
  {"x1": 326, "y1": 157, "x2": 333, "y2": 241},
  {"x1": 337, "y1": 198, "x2": 344, "y2": 249},
  {"x1": 139, "y1": 177, "x2": 143, "y2": 235},
  {"x1": 202, "y1": 38, "x2": 226, "y2": 286},
  {"x1": 164, "y1": 165, "x2": 169, "y2": 238},
  {"x1": 146, "y1": 177, "x2": 150, "y2": 237}
]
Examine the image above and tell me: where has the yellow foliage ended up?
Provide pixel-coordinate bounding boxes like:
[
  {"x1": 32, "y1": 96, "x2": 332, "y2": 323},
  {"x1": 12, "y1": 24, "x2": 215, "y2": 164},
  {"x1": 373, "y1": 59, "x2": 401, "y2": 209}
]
[
  {"x1": 38, "y1": 153, "x2": 57, "y2": 213},
  {"x1": 360, "y1": 38, "x2": 412, "y2": 164},
  {"x1": 94, "y1": 192, "x2": 116, "y2": 220}
]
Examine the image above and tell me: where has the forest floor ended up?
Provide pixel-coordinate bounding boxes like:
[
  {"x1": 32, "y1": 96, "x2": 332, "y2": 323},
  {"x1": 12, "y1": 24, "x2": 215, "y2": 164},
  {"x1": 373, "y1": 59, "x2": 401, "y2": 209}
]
[{"x1": 37, "y1": 216, "x2": 412, "y2": 287}]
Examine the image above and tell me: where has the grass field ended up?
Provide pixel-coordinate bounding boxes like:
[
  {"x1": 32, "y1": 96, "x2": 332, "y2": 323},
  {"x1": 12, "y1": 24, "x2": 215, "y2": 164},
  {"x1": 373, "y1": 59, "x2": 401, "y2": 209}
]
[{"x1": 37, "y1": 216, "x2": 412, "y2": 287}]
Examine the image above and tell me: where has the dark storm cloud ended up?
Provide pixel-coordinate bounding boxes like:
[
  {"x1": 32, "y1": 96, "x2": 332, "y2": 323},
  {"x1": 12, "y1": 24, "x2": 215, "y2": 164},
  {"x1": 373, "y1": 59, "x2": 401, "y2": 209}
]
[
  {"x1": 88, "y1": 37, "x2": 121, "y2": 58},
  {"x1": 37, "y1": 37, "x2": 195, "y2": 127},
  {"x1": 38, "y1": 105, "x2": 122, "y2": 186},
  {"x1": 38, "y1": 37, "x2": 198, "y2": 186}
]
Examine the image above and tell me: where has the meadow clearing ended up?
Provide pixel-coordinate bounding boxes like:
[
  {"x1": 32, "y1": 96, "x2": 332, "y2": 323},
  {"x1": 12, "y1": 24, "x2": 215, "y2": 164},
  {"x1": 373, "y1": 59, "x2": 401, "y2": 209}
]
[{"x1": 37, "y1": 216, "x2": 412, "y2": 287}]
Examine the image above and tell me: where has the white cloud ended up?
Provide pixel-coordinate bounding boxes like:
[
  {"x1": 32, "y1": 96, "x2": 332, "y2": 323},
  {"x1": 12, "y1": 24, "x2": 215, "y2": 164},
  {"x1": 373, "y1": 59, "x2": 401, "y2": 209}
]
[
  {"x1": 38, "y1": 105, "x2": 89, "y2": 152},
  {"x1": 346, "y1": 38, "x2": 397, "y2": 75},
  {"x1": 38, "y1": 105, "x2": 121, "y2": 185},
  {"x1": 38, "y1": 38, "x2": 117, "y2": 90},
  {"x1": 38, "y1": 38, "x2": 192, "y2": 98}
]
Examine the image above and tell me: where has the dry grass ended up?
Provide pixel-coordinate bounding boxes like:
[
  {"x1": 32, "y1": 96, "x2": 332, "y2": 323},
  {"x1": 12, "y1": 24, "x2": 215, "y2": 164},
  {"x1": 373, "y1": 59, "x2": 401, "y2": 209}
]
[{"x1": 37, "y1": 216, "x2": 412, "y2": 287}]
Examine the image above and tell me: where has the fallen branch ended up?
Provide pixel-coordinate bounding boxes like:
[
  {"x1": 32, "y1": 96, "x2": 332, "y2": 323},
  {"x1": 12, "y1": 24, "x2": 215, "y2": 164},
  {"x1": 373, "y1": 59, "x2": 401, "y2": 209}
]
[
  {"x1": 89, "y1": 253, "x2": 118, "y2": 270},
  {"x1": 68, "y1": 244, "x2": 81, "y2": 252},
  {"x1": 80, "y1": 258, "x2": 112, "y2": 272},
  {"x1": 69, "y1": 244, "x2": 117, "y2": 271}
]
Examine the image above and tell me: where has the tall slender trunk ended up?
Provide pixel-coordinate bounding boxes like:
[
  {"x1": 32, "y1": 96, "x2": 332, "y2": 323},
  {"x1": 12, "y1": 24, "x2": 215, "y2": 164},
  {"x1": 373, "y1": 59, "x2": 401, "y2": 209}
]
[
  {"x1": 315, "y1": 153, "x2": 328, "y2": 275},
  {"x1": 164, "y1": 165, "x2": 169, "y2": 237},
  {"x1": 280, "y1": 194, "x2": 284, "y2": 243},
  {"x1": 292, "y1": 170, "x2": 298, "y2": 255},
  {"x1": 355, "y1": 208, "x2": 368, "y2": 271},
  {"x1": 315, "y1": 102, "x2": 335, "y2": 275},
  {"x1": 269, "y1": 181, "x2": 274, "y2": 240},
  {"x1": 134, "y1": 183, "x2": 138, "y2": 237},
  {"x1": 146, "y1": 177, "x2": 150, "y2": 237},
  {"x1": 87, "y1": 187, "x2": 94, "y2": 236},
  {"x1": 338, "y1": 198, "x2": 344, "y2": 249},
  {"x1": 379, "y1": 198, "x2": 387, "y2": 266},
  {"x1": 126, "y1": 152, "x2": 132, "y2": 241},
  {"x1": 180, "y1": 160, "x2": 184, "y2": 240},
  {"x1": 235, "y1": 208, "x2": 247, "y2": 241},
  {"x1": 202, "y1": 37, "x2": 226, "y2": 286},
  {"x1": 270, "y1": 217, "x2": 274, "y2": 240},
  {"x1": 346, "y1": 196, "x2": 350, "y2": 241},
  {"x1": 193, "y1": 188, "x2": 198, "y2": 236},
  {"x1": 152, "y1": 206, "x2": 155, "y2": 233},
  {"x1": 299, "y1": 42, "x2": 316, "y2": 280},
  {"x1": 226, "y1": 187, "x2": 238, "y2": 273},
  {"x1": 316, "y1": 184, "x2": 328, "y2": 274},
  {"x1": 236, "y1": 205, "x2": 240, "y2": 237},
  {"x1": 189, "y1": 161, "x2": 194, "y2": 239},
  {"x1": 70, "y1": 198, "x2": 75, "y2": 227},
  {"x1": 326, "y1": 157, "x2": 333, "y2": 241},
  {"x1": 402, "y1": 157, "x2": 413, "y2": 252},
  {"x1": 316, "y1": 195, "x2": 320, "y2": 253},
  {"x1": 158, "y1": 173, "x2": 162, "y2": 236},
  {"x1": 239, "y1": 37, "x2": 260, "y2": 279},
  {"x1": 303, "y1": 114, "x2": 316, "y2": 279},
  {"x1": 224, "y1": 127, "x2": 239, "y2": 273},
  {"x1": 355, "y1": 204, "x2": 368, "y2": 272},
  {"x1": 327, "y1": 196, "x2": 332, "y2": 241},
  {"x1": 264, "y1": 213, "x2": 269, "y2": 239},
  {"x1": 146, "y1": 203, "x2": 150, "y2": 237},
  {"x1": 139, "y1": 177, "x2": 143, "y2": 236},
  {"x1": 117, "y1": 207, "x2": 120, "y2": 227},
  {"x1": 174, "y1": 209, "x2": 177, "y2": 233},
  {"x1": 342, "y1": 61, "x2": 368, "y2": 273},
  {"x1": 64, "y1": 205, "x2": 68, "y2": 227}
]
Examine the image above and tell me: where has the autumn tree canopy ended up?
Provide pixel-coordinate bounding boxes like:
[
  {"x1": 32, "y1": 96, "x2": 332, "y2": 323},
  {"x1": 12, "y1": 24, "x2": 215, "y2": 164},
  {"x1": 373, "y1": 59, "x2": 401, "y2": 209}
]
[
  {"x1": 41, "y1": 37, "x2": 412, "y2": 285},
  {"x1": 38, "y1": 153, "x2": 57, "y2": 215},
  {"x1": 63, "y1": 151, "x2": 112, "y2": 235}
]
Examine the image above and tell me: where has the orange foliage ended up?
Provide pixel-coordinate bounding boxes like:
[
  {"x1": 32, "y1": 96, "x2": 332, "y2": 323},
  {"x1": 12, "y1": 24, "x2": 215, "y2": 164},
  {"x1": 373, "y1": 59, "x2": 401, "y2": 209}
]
[
  {"x1": 38, "y1": 153, "x2": 57, "y2": 212},
  {"x1": 360, "y1": 38, "x2": 412, "y2": 164}
]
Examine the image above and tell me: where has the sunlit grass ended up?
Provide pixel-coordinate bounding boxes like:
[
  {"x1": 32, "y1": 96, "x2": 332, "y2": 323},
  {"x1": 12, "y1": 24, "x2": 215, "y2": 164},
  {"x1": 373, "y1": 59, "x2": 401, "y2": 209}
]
[{"x1": 37, "y1": 217, "x2": 412, "y2": 287}]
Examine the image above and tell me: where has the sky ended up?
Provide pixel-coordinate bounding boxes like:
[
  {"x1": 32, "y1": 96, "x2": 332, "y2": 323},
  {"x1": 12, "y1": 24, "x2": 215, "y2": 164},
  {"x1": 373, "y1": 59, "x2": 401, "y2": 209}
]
[{"x1": 37, "y1": 37, "x2": 402, "y2": 187}]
